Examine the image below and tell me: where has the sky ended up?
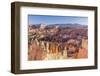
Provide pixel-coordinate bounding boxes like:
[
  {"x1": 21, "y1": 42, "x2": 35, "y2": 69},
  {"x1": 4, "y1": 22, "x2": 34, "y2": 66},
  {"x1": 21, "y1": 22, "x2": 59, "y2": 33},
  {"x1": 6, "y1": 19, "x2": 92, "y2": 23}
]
[{"x1": 28, "y1": 15, "x2": 88, "y2": 25}]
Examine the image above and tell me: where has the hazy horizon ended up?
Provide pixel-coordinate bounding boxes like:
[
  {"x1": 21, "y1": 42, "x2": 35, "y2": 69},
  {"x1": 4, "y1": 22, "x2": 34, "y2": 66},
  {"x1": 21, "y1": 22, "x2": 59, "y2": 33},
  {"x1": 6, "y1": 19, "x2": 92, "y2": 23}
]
[{"x1": 28, "y1": 15, "x2": 88, "y2": 26}]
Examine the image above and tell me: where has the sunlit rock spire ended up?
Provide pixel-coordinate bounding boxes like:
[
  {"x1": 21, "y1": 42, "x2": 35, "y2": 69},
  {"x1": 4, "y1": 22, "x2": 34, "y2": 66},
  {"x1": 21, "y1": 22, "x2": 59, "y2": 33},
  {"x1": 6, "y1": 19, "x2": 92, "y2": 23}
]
[{"x1": 40, "y1": 23, "x2": 46, "y2": 29}]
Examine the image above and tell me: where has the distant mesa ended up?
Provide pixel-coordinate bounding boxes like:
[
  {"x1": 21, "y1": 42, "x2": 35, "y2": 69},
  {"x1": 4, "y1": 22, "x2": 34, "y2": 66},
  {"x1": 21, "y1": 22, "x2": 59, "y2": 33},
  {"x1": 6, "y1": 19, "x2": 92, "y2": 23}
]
[{"x1": 29, "y1": 23, "x2": 87, "y2": 29}]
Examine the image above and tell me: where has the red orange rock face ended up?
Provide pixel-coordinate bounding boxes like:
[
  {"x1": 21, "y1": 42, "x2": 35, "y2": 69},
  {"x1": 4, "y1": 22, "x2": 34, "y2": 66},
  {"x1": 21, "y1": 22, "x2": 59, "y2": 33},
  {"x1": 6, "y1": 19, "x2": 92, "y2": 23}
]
[{"x1": 28, "y1": 24, "x2": 88, "y2": 60}]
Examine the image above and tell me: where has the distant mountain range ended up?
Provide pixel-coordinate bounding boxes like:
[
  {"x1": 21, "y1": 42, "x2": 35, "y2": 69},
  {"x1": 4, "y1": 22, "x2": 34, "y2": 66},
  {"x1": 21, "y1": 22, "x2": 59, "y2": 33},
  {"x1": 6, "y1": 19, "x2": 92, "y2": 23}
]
[{"x1": 29, "y1": 23, "x2": 88, "y2": 29}]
